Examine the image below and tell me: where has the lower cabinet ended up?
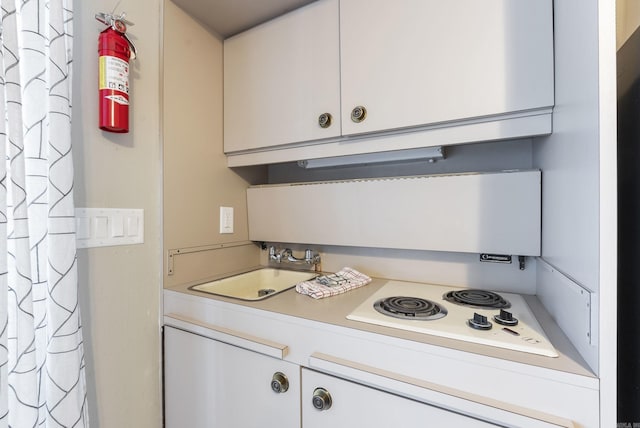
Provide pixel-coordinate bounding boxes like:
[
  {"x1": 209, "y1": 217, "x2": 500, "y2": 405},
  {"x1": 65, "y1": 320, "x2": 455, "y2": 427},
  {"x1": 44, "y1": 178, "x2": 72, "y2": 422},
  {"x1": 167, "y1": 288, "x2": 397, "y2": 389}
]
[
  {"x1": 164, "y1": 326, "x2": 500, "y2": 427},
  {"x1": 301, "y1": 368, "x2": 500, "y2": 428},
  {"x1": 164, "y1": 326, "x2": 300, "y2": 428}
]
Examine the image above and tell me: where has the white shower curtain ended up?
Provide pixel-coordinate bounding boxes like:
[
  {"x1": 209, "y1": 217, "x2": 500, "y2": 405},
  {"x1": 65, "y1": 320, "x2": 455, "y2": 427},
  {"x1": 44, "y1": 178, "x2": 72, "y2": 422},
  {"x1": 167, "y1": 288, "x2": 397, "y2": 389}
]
[{"x1": 0, "y1": 0, "x2": 89, "y2": 426}]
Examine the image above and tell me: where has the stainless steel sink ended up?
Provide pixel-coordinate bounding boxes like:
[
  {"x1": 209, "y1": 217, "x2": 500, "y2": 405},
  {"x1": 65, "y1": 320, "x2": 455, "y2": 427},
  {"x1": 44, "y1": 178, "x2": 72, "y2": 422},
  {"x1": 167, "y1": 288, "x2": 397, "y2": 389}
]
[{"x1": 189, "y1": 268, "x2": 317, "y2": 301}]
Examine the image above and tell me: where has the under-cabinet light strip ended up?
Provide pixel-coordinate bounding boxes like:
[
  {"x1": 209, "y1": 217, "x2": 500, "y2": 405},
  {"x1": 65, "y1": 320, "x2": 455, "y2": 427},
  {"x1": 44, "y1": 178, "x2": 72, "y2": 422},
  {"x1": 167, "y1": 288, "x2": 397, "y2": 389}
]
[{"x1": 297, "y1": 146, "x2": 445, "y2": 169}]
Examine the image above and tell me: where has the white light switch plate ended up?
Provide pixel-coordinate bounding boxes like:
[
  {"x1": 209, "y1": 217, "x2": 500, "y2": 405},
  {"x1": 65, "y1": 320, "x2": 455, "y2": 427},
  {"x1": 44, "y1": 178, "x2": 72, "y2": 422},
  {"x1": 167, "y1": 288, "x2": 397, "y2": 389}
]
[{"x1": 75, "y1": 208, "x2": 144, "y2": 248}]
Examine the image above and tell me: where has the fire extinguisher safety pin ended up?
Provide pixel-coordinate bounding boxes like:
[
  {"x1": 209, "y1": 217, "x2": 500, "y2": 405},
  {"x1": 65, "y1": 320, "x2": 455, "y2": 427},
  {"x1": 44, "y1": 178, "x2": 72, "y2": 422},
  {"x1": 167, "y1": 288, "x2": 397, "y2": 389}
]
[{"x1": 122, "y1": 33, "x2": 137, "y2": 60}]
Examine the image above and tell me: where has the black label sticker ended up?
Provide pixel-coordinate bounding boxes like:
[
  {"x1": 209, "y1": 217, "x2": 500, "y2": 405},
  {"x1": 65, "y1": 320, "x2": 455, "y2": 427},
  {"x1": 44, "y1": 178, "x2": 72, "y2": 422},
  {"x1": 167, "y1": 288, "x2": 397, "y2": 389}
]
[{"x1": 479, "y1": 254, "x2": 512, "y2": 264}]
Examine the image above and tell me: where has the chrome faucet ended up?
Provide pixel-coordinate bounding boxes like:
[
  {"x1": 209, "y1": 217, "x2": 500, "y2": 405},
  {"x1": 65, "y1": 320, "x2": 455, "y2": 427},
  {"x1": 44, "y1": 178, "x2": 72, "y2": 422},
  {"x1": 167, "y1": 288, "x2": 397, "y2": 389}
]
[{"x1": 268, "y1": 246, "x2": 321, "y2": 271}]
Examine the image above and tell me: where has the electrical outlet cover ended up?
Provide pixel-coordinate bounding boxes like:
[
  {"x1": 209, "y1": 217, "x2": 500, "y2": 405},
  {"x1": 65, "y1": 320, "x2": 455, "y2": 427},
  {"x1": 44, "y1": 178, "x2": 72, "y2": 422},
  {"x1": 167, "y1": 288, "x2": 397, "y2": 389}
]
[{"x1": 220, "y1": 206, "x2": 234, "y2": 234}]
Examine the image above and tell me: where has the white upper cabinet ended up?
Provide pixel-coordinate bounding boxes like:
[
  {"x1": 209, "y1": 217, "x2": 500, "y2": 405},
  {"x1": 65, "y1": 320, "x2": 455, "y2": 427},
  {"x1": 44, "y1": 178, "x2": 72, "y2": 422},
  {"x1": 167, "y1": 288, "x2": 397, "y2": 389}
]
[
  {"x1": 224, "y1": 0, "x2": 341, "y2": 153},
  {"x1": 224, "y1": 0, "x2": 554, "y2": 164},
  {"x1": 339, "y1": 0, "x2": 554, "y2": 136}
]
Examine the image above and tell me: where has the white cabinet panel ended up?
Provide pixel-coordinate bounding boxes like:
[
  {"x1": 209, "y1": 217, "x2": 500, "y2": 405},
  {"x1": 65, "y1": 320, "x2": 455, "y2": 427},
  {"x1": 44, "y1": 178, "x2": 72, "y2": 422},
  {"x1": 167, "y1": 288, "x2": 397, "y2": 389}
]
[
  {"x1": 247, "y1": 170, "x2": 541, "y2": 256},
  {"x1": 301, "y1": 368, "x2": 499, "y2": 427},
  {"x1": 164, "y1": 326, "x2": 300, "y2": 428},
  {"x1": 339, "y1": 0, "x2": 554, "y2": 136},
  {"x1": 224, "y1": 0, "x2": 340, "y2": 152}
]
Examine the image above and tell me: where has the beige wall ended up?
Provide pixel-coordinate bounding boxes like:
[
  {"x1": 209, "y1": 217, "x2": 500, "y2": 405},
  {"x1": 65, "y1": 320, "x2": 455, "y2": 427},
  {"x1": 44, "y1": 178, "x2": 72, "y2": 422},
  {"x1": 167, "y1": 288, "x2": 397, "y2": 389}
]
[
  {"x1": 163, "y1": 1, "x2": 264, "y2": 288},
  {"x1": 617, "y1": 0, "x2": 640, "y2": 49},
  {"x1": 72, "y1": 1, "x2": 163, "y2": 427}
]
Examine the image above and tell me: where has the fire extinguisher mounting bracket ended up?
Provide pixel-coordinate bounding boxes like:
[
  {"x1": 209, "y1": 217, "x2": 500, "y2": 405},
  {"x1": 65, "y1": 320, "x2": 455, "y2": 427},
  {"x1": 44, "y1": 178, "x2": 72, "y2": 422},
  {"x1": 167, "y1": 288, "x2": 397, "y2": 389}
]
[
  {"x1": 95, "y1": 11, "x2": 134, "y2": 31},
  {"x1": 95, "y1": 11, "x2": 137, "y2": 60}
]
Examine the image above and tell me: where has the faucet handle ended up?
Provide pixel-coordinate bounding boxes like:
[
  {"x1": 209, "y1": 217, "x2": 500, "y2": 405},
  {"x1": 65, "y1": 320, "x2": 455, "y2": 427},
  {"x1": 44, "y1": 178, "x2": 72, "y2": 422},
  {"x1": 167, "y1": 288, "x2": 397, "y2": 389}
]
[
  {"x1": 304, "y1": 249, "x2": 321, "y2": 264},
  {"x1": 268, "y1": 246, "x2": 281, "y2": 263}
]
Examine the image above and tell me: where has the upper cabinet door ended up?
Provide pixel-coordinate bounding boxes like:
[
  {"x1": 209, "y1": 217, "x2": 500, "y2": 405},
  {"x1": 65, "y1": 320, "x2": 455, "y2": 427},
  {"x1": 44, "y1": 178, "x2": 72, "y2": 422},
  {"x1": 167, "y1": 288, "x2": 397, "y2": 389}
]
[
  {"x1": 224, "y1": 0, "x2": 340, "y2": 153},
  {"x1": 339, "y1": 0, "x2": 554, "y2": 136}
]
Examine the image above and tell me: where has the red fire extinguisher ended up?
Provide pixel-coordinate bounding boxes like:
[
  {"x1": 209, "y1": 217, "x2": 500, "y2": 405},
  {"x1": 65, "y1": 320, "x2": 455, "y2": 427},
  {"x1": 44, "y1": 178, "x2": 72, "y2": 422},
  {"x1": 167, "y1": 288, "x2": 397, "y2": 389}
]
[{"x1": 96, "y1": 12, "x2": 137, "y2": 133}]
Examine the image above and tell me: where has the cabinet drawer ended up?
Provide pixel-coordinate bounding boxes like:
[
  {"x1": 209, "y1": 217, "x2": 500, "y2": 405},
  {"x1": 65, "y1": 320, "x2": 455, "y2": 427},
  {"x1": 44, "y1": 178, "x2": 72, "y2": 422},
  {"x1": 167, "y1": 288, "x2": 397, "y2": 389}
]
[{"x1": 302, "y1": 367, "x2": 500, "y2": 427}]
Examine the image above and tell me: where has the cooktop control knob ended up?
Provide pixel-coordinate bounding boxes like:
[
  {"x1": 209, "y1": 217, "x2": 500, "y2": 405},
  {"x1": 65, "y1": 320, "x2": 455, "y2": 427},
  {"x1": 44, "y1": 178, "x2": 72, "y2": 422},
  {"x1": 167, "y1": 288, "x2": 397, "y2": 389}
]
[
  {"x1": 468, "y1": 312, "x2": 492, "y2": 330},
  {"x1": 312, "y1": 387, "x2": 332, "y2": 411},
  {"x1": 493, "y1": 309, "x2": 519, "y2": 327}
]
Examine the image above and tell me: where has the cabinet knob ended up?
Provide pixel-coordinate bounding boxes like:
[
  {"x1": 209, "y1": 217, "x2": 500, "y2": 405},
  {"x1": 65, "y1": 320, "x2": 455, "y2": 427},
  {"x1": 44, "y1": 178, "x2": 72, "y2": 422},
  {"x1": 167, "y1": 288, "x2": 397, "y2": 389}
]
[
  {"x1": 350, "y1": 105, "x2": 367, "y2": 123},
  {"x1": 271, "y1": 372, "x2": 289, "y2": 393},
  {"x1": 312, "y1": 387, "x2": 332, "y2": 411},
  {"x1": 318, "y1": 112, "x2": 333, "y2": 128}
]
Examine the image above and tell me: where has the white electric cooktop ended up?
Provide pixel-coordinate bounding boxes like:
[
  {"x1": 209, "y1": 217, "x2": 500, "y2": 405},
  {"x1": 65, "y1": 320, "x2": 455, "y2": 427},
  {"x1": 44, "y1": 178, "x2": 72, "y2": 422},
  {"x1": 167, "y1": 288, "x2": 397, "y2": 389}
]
[{"x1": 347, "y1": 281, "x2": 558, "y2": 358}]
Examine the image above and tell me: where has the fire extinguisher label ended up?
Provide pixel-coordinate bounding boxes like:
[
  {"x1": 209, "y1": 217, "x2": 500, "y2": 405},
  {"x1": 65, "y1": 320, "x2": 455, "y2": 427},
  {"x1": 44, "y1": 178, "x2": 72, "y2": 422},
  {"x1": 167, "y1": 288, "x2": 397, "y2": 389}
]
[
  {"x1": 99, "y1": 55, "x2": 129, "y2": 93},
  {"x1": 105, "y1": 94, "x2": 129, "y2": 105}
]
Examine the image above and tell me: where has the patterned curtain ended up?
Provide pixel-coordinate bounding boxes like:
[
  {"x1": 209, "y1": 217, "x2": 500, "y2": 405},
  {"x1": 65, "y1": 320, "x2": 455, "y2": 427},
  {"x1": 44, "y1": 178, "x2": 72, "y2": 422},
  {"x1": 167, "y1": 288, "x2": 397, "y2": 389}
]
[{"x1": 0, "y1": 0, "x2": 88, "y2": 426}]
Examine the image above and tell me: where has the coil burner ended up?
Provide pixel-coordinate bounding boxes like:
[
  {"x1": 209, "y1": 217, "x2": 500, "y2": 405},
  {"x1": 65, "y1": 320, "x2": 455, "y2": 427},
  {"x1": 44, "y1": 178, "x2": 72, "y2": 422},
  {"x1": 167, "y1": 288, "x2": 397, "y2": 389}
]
[
  {"x1": 373, "y1": 296, "x2": 447, "y2": 321},
  {"x1": 443, "y1": 289, "x2": 510, "y2": 309}
]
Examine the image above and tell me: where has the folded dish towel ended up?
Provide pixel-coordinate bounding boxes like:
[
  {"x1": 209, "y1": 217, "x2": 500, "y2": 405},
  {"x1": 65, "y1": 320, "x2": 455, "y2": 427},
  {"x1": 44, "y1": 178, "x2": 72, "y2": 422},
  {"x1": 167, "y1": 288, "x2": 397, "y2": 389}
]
[{"x1": 295, "y1": 267, "x2": 372, "y2": 299}]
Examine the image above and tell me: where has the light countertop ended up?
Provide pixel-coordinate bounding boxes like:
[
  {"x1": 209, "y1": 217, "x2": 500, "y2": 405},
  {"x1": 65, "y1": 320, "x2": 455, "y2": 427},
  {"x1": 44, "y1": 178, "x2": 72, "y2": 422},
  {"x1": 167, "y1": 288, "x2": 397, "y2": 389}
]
[{"x1": 165, "y1": 272, "x2": 595, "y2": 379}]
